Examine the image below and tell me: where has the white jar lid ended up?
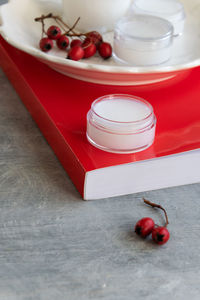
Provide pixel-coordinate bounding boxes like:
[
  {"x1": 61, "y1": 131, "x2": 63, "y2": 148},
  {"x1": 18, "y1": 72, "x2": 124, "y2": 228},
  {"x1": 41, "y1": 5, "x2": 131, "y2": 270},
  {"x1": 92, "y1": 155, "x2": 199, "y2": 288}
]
[
  {"x1": 114, "y1": 15, "x2": 173, "y2": 50},
  {"x1": 88, "y1": 94, "x2": 155, "y2": 134},
  {"x1": 131, "y1": 0, "x2": 185, "y2": 35}
]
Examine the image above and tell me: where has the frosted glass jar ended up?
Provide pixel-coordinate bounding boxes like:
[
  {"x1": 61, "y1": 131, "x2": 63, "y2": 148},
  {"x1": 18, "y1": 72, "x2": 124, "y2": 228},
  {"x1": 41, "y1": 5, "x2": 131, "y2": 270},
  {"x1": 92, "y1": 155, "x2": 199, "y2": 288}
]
[
  {"x1": 113, "y1": 15, "x2": 174, "y2": 66},
  {"x1": 62, "y1": 0, "x2": 132, "y2": 33},
  {"x1": 86, "y1": 94, "x2": 156, "y2": 154},
  {"x1": 131, "y1": 0, "x2": 185, "y2": 36}
]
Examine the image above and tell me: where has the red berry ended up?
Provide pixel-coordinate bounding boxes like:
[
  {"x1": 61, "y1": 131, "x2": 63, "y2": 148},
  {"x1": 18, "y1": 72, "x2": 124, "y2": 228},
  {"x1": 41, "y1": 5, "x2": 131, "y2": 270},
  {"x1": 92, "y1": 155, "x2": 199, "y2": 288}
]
[
  {"x1": 56, "y1": 35, "x2": 69, "y2": 50},
  {"x1": 67, "y1": 45, "x2": 84, "y2": 61},
  {"x1": 152, "y1": 226, "x2": 170, "y2": 245},
  {"x1": 98, "y1": 42, "x2": 112, "y2": 59},
  {"x1": 39, "y1": 37, "x2": 53, "y2": 52},
  {"x1": 47, "y1": 25, "x2": 61, "y2": 40},
  {"x1": 71, "y1": 39, "x2": 82, "y2": 48},
  {"x1": 82, "y1": 39, "x2": 96, "y2": 58},
  {"x1": 135, "y1": 217, "x2": 155, "y2": 238},
  {"x1": 86, "y1": 31, "x2": 102, "y2": 48}
]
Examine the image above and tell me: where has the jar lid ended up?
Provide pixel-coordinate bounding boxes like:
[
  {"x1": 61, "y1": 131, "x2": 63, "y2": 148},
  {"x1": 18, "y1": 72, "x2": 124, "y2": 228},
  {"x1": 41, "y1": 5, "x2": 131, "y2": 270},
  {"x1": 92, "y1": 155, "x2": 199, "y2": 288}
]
[
  {"x1": 115, "y1": 14, "x2": 173, "y2": 43},
  {"x1": 88, "y1": 94, "x2": 156, "y2": 134},
  {"x1": 132, "y1": 0, "x2": 185, "y2": 23}
]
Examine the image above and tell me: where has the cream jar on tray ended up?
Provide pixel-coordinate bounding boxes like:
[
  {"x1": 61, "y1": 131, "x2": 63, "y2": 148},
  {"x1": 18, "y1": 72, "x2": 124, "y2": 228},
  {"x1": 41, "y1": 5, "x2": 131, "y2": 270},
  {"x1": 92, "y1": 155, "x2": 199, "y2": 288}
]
[{"x1": 87, "y1": 94, "x2": 156, "y2": 154}]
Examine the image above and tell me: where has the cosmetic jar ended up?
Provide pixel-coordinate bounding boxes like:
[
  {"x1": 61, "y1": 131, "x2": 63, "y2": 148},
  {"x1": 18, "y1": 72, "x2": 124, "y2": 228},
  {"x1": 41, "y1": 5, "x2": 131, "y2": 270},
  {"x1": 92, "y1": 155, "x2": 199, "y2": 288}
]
[
  {"x1": 86, "y1": 94, "x2": 156, "y2": 154},
  {"x1": 131, "y1": 0, "x2": 185, "y2": 36},
  {"x1": 113, "y1": 15, "x2": 174, "y2": 66}
]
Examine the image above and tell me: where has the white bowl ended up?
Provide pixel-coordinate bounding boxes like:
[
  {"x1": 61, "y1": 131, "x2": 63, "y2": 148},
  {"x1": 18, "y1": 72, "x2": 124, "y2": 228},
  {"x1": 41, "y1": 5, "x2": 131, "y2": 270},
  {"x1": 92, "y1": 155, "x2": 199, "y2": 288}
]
[{"x1": 1, "y1": 0, "x2": 200, "y2": 86}]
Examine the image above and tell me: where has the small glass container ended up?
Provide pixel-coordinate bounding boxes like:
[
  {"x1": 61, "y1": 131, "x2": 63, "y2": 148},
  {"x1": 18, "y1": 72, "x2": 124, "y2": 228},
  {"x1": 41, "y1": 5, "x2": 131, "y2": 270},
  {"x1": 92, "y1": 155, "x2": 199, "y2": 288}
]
[
  {"x1": 131, "y1": 0, "x2": 185, "y2": 36},
  {"x1": 86, "y1": 94, "x2": 156, "y2": 154},
  {"x1": 113, "y1": 15, "x2": 174, "y2": 66}
]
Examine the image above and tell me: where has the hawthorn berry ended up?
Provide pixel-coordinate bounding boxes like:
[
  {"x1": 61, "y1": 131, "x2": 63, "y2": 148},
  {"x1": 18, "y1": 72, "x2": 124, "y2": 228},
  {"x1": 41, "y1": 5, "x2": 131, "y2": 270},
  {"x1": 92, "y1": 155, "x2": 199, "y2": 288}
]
[
  {"x1": 47, "y1": 25, "x2": 61, "y2": 40},
  {"x1": 135, "y1": 217, "x2": 155, "y2": 238},
  {"x1": 70, "y1": 39, "x2": 82, "y2": 48},
  {"x1": 56, "y1": 35, "x2": 69, "y2": 50},
  {"x1": 67, "y1": 45, "x2": 84, "y2": 61},
  {"x1": 143, "y1": 198, "x2": 170, "y2": 245},
  {"x1": 35, "y1": 14, "x2": 112, "y2": 61},
  {"x1": 85, "y1": 31, "x2": 102, "y2": 47},
  {"x1": 82, "y1": 39, "x2": 96, "y2": 58},
  {"x1": 152, "y1": 226, "x2": 170, "y2": 245},
  {"x1": 39, "y1": 37, "x2": 53, "y2": 52},
  {"x1": 98, "y1": 42, "x2": 112, "y2": 59}
]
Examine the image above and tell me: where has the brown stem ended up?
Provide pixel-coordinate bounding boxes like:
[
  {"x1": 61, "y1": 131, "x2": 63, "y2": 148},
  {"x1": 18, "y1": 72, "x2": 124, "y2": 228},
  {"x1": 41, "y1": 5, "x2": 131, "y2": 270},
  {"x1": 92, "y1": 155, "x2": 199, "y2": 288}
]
[
  {"x1": 34, "y1": 13, "x2": 53, "y2": 22},
  {"x1": 37, "y1": 15, "x2": 47, "y2": 38},
  {"x1": 61, "y1": 17, "x2": 84, "y2": 36},
  {"x1": 55, "y1": 16, "x2": 72, "y2": 31},
  {"x1": 143, "y1": 198, "x2": 169, "y2": 227},
  {"x1": 55, "y1": 16, "x2": 77, "y2": 34},
  {"x1": 34, "y1": 13, "x2": 84, "y2": 37},
  {"x1": 55, "y1": 18, "x2": 67, "y2": 32},
  {"x1": 66, "y1": 33, "x2": 85, "y2": 37},
  {"x1": 66, "y1": 17, "x2": 80, "y2": 34},
  {"x1": 42, "y1": 19, "x2": 46, "y2": 37}
]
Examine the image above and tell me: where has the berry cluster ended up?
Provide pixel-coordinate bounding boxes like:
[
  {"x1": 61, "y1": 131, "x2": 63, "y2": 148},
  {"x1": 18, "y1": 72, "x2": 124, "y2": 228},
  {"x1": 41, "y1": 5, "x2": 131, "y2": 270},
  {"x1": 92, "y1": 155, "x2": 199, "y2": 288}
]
[
  {"x1": 135, "y1": 198, "x2": 170, "y2": 245},
  {"x1": 35, "y1": 13, "x2": 112, "y2": 61}
]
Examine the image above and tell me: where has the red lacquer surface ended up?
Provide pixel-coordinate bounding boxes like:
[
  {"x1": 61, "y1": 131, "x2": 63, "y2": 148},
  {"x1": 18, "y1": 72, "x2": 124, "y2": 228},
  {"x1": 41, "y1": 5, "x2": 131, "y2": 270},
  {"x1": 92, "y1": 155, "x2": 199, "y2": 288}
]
[{"x1": 0, "y1": 36, "x2": 200, "y2": 196}]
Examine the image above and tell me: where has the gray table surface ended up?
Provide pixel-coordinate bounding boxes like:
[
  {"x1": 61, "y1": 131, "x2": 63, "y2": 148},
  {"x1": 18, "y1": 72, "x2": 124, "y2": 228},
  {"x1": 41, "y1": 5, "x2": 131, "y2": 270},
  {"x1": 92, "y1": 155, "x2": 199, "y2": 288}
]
[{"x1": 1, "y1": 1, "x2": 200, "y2": 299}]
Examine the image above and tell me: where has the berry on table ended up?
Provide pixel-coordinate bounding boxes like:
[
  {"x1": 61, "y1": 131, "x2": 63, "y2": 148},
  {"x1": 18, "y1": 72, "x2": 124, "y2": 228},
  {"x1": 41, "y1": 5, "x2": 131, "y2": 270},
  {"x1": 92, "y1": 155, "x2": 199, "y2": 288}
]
[
  {"x1": 67, "y1": 45, "x2": 84, "y2": 61},
  {"x1": 143, "y1": 198, "x2": 170, "y2": 245},
  {"x1": 47, "y1": 25, "x2": 62, "y2": 40},
  {"x1": 135, "y1": 217, "x2": 155, "y2": 238},
  {"x1": 56, "y1": 35, "x2": 69, "y2": 50},
  {"x1": 98, "y1": 42, "x2": 112, "y2": 59},
  {"x1": 39, "y1": 37, "x2": 53, "y2": 52},
  {"x1": 152, "y1": 226, "x2": 170, "y2": 245}
]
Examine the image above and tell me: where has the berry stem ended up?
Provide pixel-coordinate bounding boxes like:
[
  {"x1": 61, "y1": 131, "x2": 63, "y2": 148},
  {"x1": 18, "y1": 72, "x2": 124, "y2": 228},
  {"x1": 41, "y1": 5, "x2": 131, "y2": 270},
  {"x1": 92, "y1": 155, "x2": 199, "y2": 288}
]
[
  {"x1": 34, "y1": 13, "x2": 86, "y2": 38},
  {"x1": 34, "y1": 13, "x2": 53, "y2": 22},
  {"x1": 55, "y1": 18, "x2": 67, "y2": 32},
  {"x1": 35, "y1": 13, "x2": 51, "y2": 38},
  {"x1": 41, "y1": 16, "x2": 47, "y2": 38},
  {"x1": 55, "y1": 15, "x2": 77, "y2": 34},
  {"x1": 66, "y1": 17, "x2": 81, "y2": 34},
  {"x1": 143, "y1": 198, "x2": 169, "y2": 227}
]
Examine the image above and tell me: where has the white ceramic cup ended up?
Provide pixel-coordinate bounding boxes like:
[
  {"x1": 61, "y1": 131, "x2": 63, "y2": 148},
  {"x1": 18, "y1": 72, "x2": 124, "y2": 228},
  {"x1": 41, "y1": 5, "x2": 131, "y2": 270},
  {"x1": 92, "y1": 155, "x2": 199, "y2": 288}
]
[{"x1": 62, "y1": 0, "x2": 132, "y2": 33}]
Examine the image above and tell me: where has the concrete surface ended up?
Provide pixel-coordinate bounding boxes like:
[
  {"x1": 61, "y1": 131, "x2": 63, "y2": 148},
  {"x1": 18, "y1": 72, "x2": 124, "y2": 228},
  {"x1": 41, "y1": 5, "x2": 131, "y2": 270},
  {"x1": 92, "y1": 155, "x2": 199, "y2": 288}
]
[
  {"x1": 1, "y1": 58, "x2": 200, "y2": 300},
  {"x1": 1, "y1": 1, "x2": 200, "y2": 298}
]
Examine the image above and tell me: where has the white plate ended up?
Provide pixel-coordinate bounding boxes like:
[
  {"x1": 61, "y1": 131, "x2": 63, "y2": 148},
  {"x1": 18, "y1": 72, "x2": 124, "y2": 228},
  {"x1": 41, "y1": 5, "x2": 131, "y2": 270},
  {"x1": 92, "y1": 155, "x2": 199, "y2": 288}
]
[{"x1": 0, "y1": 0, "x2": 200, "y2": 85}]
